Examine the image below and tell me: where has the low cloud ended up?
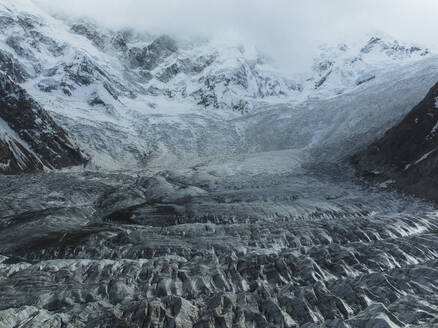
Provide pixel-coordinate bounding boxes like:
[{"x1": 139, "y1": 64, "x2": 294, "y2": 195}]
[{"x1": 33, "y1": 0, "x2": 438, "y2": 73}]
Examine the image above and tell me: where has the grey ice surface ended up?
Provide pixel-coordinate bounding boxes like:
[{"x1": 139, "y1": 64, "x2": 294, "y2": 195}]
[{"x1": 0, "y1": 154, "x2": 437, "y2": 327}]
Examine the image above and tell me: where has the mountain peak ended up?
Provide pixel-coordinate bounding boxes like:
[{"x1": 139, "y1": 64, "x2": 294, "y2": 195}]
[{"x1": 360, "y1": 35, "x2": 429, "y2": 59}]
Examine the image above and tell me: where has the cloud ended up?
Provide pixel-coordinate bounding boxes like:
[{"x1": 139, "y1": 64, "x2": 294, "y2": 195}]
[{"x1": 33, "y1": 0, "x2": 438, "y2": 73}]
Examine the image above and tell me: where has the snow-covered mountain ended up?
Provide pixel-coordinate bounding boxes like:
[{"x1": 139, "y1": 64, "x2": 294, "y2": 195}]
[
  {"x1": 0, "y1": 0, "x2": 436, "y2": 172},
  {"x1": 307, "y1": 35, "x2": 429, "y2": 95}
]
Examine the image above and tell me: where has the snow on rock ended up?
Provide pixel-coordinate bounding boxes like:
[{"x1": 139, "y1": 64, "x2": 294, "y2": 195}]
[
  {"x1": 0, "y1": 72, "x2": 87, "y2": 173},
  {"x1": 306, "y1": 33, "x2": 430, "y2": 96}
]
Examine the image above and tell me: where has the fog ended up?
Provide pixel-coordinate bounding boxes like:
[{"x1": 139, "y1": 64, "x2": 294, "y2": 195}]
[{"x1": 33, "y1": 0, "x2": 438, "y2": 73}]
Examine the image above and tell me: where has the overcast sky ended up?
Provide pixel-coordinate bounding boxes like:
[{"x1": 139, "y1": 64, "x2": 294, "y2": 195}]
[{"x1": 33, "y1": 0, "x2": 438, "y2": 72}]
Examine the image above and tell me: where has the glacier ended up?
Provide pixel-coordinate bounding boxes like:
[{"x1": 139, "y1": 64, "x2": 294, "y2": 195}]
[{"x1": 0, "y1": 0, "x2": 438, "y2": 327}]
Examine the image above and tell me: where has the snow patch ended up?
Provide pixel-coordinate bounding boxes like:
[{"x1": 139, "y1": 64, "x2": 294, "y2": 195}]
[
  {"x1": 0, "y1": 117, "x2": 48, "y2": 170},
  {"x1": 404, "y1": 147, "x2": 438, "y2": 170}
]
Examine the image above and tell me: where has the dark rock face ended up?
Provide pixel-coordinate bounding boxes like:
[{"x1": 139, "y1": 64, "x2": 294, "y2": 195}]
[
  {"x1": 0, "y1": 50, "x2": 29, "y2": 83},
  {"x1": 2, "y1": 15, "x2": 64, "y2": 59},
  {"x1": 0, "y1": 137, "x2": 43, "y2": 173},
  {"x1": 360, "y1": 36, "x2": 430, "y2": 57},
  {"x1": 71, "y1": 23, "x2": 108, "y2": 50},
  {"x1": 63, "y1": 55, "x2": 107, "y2": 87},
  {"x1": 128, "y1": 35, "x2": 177, "y2": 70},
  {"x1": 314, "y1": 60, "x2": 333, "y2": 89},
  {"x1": 71, "y1": 23, "x2": 131, "y2": 53},
  {"x1": 0, "y1": 73, "x2": 87, "y2": 173},
  {"x1": 352, "y1": 82, "x2": 438, "y2": 200},
  {"x1": 6, "y1": 35, "x2": 36, "y2": 60},
  {"x1": 355, "y1": 73, "x2": 375, "y2": 86},
  {"x1": 110, "y1": 32, "x2": 128, "y2": 52},
  {"x1": 37, "y1": 54, "x2": 134, "y2": 99}
]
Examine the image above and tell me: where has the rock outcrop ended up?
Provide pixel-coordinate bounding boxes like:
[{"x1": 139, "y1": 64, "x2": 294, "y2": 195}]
[
  {"x1": 0, "y1": 72, "x2": 87, "y2": 173},
  {"x1": 352, "y1": 81, "x2": 438, "y2": 201}
]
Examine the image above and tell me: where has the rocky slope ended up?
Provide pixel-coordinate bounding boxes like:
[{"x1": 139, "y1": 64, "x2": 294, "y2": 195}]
[
  {"x1": 352, "y1": 82, "x2": 438, "y2": 201},
  {"x1": 0, "y1": 71, "x2": 87, "y2": 174}
]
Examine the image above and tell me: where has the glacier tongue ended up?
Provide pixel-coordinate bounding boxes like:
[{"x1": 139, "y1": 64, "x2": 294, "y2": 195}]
[{"x1": 1, "y1": 156, "x2": 438, "y2": 327}]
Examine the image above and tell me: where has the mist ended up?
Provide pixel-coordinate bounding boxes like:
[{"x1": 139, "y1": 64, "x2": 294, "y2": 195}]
[{"x1": 33, "y1": 0, "x2": 438, "y2": 73}]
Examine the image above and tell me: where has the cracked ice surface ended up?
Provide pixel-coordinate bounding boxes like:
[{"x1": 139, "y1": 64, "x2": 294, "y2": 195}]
[{"x1": 0, "y1": 151, "x2": 437, "y2": 327}]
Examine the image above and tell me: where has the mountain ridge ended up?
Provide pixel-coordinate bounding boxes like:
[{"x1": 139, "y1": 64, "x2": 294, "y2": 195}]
[
  {"x1": 352, "y1": 81, "x2": 438, "y2": 201},
  {"x1": 0, "y1": 0, "x2": 436, "y2": 172}
]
